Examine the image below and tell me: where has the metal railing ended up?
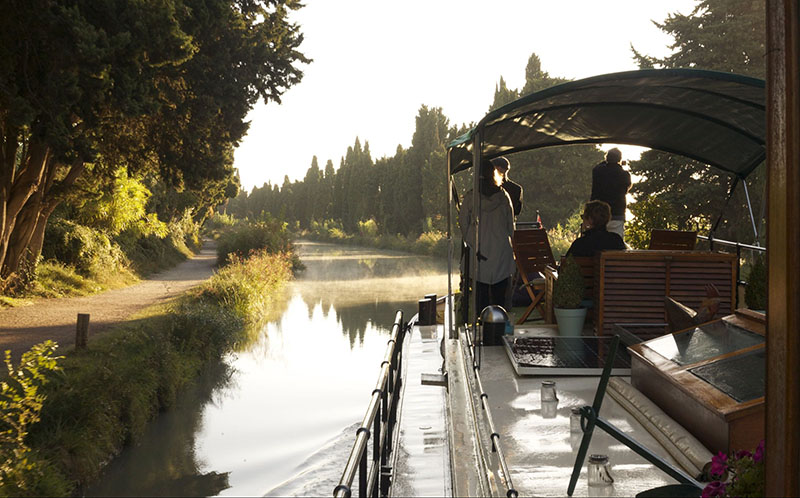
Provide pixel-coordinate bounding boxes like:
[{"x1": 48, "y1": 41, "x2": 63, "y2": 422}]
[
  {"x1": 699, "y1": 235, "x2": 766, "y2": 307},
  {"x1": 334, "y1": 310, "x2": 406, "y2": 498},
  {"x1": 463, "y1": 325, "x2": 519, "y2": 498}
]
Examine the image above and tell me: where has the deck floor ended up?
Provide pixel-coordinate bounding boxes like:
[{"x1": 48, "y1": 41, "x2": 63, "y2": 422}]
[
  {"x1": 481, "y1": 324, "x2": 683, "y2": 497},
  {"x1": 391, "y1": 324, "x2": 451, "y2": 497}
]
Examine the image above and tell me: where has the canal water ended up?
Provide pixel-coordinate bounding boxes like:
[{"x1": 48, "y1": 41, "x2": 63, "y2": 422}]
[{"x1": 87, "y1": 241, "x2": 449, "y2": 497}]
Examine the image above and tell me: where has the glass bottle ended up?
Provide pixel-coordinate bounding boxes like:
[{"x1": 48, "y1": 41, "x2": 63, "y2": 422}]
[{"x1": 540, "y1": 380, "x2": 558, "y2": 402}]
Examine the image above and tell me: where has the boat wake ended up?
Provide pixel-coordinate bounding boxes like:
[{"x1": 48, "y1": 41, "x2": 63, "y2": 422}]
[{"x1": 265, "y1": 422, "x2": 360, "y2": 497}]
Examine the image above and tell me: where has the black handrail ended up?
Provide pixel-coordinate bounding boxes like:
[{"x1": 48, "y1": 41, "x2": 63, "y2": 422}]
[{"x1": 334, "y1": 310, "x2": 406, "y2": 498}]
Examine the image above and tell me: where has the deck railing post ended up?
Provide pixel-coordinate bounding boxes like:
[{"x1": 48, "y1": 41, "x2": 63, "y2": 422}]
[
  {"x1": 359, "y1": 445, "x2": 367, "y2": 498},
  {"x1": 372, "y1": 410, "x2": 380, "y2": 497},
  {"x1": 335, "y1": 311, "x2": 404, "y2": 498}
]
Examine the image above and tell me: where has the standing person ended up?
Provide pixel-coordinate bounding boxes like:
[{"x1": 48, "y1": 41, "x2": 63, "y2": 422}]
[
  {"x1": 590, "y1": 147, "x2": 631, "y2": 241},
  {"x1": 460, "y1": 160, "x2": 516, "y2": 316},
  {"x1": 492, "y1": 156, "x2": 523, "y2": 218}
]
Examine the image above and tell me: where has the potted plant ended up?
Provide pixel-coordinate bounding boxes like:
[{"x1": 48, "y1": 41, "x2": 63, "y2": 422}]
[{"x1": 552, "y1": 255, "x2": 588, "y2": 336}]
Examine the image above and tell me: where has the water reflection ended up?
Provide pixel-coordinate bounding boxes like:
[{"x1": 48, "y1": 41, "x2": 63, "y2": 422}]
[
  {"x1": 87, "y1": 240, "x2": 449, "y2": 496},
  {"x1": 86, "y1": 362, "x2": 234, "y2": 497}
]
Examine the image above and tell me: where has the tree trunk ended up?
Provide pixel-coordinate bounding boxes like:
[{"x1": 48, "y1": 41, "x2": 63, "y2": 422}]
[
  {"x1": 1, "y1": 155, "x2": 83, "y2": 280},
  {"x1": 0, "y1": 141, "x2": 49, "y2": 273}
]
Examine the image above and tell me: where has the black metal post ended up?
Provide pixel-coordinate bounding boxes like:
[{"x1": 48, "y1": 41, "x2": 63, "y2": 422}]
[
  {"x1": 567, "y1": 336, "x2": 619, "y2": 496},
  {"x1": 359, "y1": 444, "x2": 367, "y2": 498}
]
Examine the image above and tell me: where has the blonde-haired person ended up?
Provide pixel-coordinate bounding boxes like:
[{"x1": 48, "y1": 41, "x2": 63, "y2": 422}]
[{"x1": 565, "y1": 200, "x2": 626, "y2": 258}]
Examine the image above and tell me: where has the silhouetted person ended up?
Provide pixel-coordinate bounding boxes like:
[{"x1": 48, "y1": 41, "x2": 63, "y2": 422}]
[
  {"x1": 566, "y1": 200, "x2": 625, "y2": 257},
  {"x1": 492, "y1": 156, "x2": 523, "y2": 218},
  {"x1": 590, "y1": 148, "x2": 631, "y2": 241},
  {"x1": 460, "y1": 160, "x2": 515, "y2": 315}
]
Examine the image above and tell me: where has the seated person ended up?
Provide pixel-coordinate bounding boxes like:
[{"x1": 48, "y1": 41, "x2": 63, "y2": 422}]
[{"x1": 566, "y1": 200, "x2": 626, "y2": 258}]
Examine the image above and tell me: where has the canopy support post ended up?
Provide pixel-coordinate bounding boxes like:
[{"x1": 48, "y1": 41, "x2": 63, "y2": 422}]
[
  {"x1": 447, "y1": 148, "x2": 455, "y2": 339},
  {"x1": 471, "y1": 132, "x2": 482, "y2": 369},
  {"x1": 742, "y1": 178, "x2": 759, "y2": 244}
]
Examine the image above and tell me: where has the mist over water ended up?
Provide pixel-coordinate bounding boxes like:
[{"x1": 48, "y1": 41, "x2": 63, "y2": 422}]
[{"x1": 87, "y1": 241, "x2": 449, "y2": 497}]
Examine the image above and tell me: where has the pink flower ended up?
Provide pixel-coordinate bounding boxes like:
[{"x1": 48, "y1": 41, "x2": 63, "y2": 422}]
[
  {"x1": 753, "y1": 439, "x2": 764, "y2": 463},
  {"x1": 710, "y1": 451, "x2": 728, "y2": 477},
  {"x1": 701, "y1": 481, "x2": 727, "y2": 497},
  {"x1": 735, "y1": 449, "x2": 752, "y2": 460}
]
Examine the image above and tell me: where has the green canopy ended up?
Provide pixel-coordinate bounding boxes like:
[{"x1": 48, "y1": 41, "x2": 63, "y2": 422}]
[{"x1": 448, "y1": 69, "x2": 765, "y2": 178}]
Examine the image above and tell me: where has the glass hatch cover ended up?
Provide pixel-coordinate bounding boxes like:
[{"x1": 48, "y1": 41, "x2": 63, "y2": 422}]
[{"x1": 644, "y1": 320, "x2": 764, "y2": 366}]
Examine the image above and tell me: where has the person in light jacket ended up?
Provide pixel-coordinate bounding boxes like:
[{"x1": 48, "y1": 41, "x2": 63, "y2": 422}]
[{"x1": 460, "y1": 160, "x2": 516, "y2": 316}]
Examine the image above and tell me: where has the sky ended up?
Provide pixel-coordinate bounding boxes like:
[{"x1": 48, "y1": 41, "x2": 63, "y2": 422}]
[{"x1": 233, "y1": 0, "x2": 698, "y2": 192}]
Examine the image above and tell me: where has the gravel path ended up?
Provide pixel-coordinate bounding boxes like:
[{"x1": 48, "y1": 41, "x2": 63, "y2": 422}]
[{"x1": 0, "y1": 241, "x2": 218, "y2": 360}]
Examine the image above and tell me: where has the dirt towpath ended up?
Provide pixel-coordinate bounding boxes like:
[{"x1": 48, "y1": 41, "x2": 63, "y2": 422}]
[{"x1": 0, "y1": 240, "x2": 218, "y2": 360}]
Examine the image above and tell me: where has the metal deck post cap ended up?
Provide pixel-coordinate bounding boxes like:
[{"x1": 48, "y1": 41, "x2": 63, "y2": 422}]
[{"x1": 480, "y1": 305, "x2": 508, "y2": 323}]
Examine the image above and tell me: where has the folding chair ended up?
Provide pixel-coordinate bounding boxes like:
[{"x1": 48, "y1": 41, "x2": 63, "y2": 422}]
[
  {"x1": 512, "y1": 228, "x2": 556, "y2": 324},
  {"x1": 648, "y1": 229, "x2": 698, "y2": 250}
]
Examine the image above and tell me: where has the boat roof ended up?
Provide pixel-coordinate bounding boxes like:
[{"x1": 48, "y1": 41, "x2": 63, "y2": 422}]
[{"x1": 448, "y1": 69, "x2": 765, "y2": 179}]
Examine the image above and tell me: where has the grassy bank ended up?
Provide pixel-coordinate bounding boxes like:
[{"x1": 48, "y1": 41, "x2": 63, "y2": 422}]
[
  {"x1": 301, "y1": 214, "x2": 584, "y2": 262},
  {"x1": 302, "y1": 219, "x2": 449, "y2": 257},
  {"x1": 1, "y1": 249, "x2": 294, "y2": 496}
]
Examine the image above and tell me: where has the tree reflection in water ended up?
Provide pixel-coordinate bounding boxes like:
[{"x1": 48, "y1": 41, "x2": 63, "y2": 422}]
[
  {"x1": 85, "y1": 241, "x2": 450, "y2": 496},
  {"x1": 85, "y1": 362, "x2": 234, "y2": 497}
]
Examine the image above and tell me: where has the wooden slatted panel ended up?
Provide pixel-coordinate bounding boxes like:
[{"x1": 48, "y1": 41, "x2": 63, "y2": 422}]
[{"x1": 596, "y1": 251, "x2": 736, "y2": 335}]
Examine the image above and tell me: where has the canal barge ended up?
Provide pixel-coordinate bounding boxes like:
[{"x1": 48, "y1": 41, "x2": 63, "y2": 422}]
[{"x1": 335, "y1": 6, "x2": 800, "y2": 495}]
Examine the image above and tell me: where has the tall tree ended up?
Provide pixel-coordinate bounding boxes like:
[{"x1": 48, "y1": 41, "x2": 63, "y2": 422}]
[
  {"x1": 627, "y1": 0, "x2": 766, "y2": 245},
  {"x1": 409, "y1": 105, "x2": 449, "y2": 234},
  {"x1": 486, "y1": 53, "x2": 603, "y2": 228},
  {"x1": 0, "y1": 0, "x2": 308, "y2": 285}
]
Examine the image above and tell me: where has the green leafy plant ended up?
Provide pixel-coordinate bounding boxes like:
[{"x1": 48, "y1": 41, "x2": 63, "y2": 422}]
[
  {"x1": 703, "y1": 440, "x2": 764, "y2": 497},
  {"x1": 553, "y1": 255, "x2": 584, "y2": 309},
  {"x1": 0, "y1": 341, "x2": 62, "y2": 492},
  {"x1": 745, "y1": 256, "x2": 766, "y2": 311}
]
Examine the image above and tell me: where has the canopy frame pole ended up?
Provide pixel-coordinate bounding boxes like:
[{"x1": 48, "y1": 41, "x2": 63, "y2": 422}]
[
  {"x1": 708, "y1": 176, "x2": 741, "y2": 249},
  {"x1": 742, "y1": 178, "x2": 759, "y2": 243},
  {"x1": 471, "y1": 132, "x2": 482, "y2": 369},
  {"x1": 446, "y1": 148, "x2": 456, "y2": 340}
]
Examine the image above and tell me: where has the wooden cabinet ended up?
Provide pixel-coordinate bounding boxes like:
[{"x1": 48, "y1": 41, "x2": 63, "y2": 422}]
[{"x1": 627, "y1": 311, "x2": 765, "y2": 454}]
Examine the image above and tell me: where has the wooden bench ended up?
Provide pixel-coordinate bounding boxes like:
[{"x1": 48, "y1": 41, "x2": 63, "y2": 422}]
[{"x1": 544, "y1": 250, "x2": 737, "y2": 336}]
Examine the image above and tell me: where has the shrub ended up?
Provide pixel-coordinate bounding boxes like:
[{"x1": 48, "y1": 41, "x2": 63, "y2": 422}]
[
  {"x1": 42, "y1": 219, "x2": 128, "y2": 277},
  {"x1": 357, "y1": 219, "x2": 379, "y2": 238},
  {"x1": 547, "y1": 210, "x2": 583, "y2": 261},
  {"x1": 204, "y1": 213, "x2": 237, "y2": 234},
  {"x1": 0, "y1": 342, "x2": 62, "y2": 496},
  {"x1": 215, "y1": 216, "x2": 293, "y2": 266},
  {"x1": 745, "y1": 256, "x2": 766, "y2": 310},
  {"x1": 414, "y1": 230, "x2": 447, "y2": 256}
]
